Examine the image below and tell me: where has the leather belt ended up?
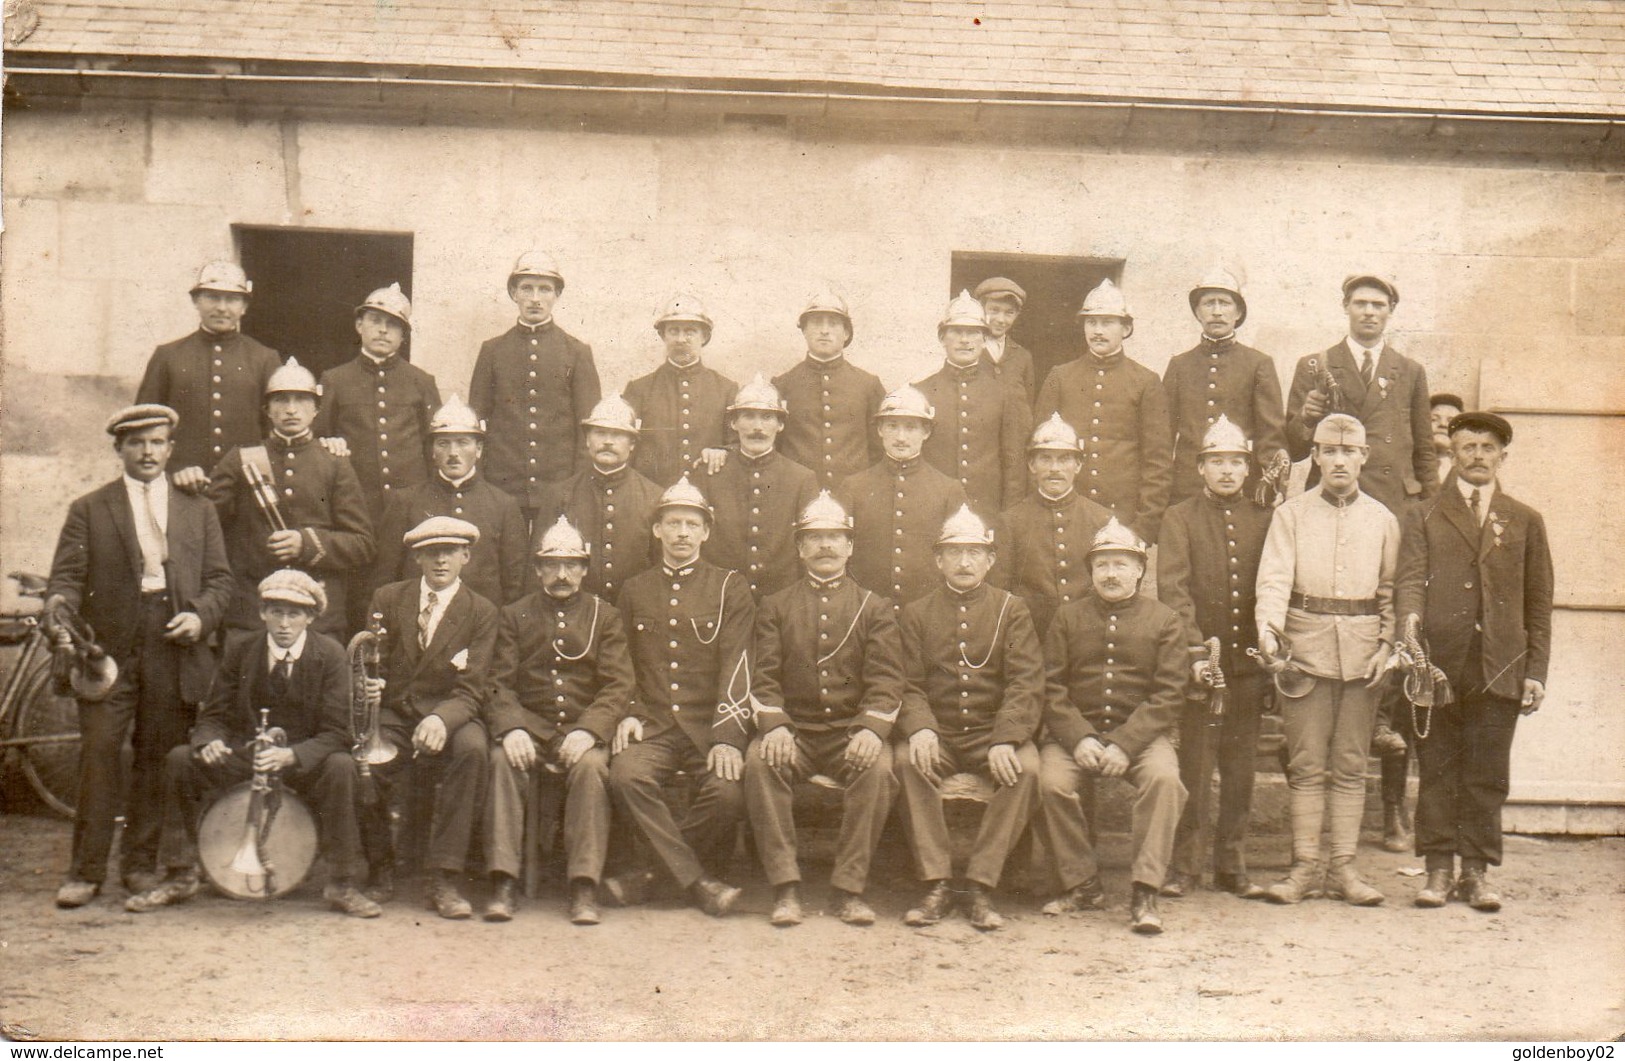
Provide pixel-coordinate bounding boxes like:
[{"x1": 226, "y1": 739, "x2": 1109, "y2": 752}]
[{"x1": 1290, "y1": 592, "x2": 1378, "y2": 616}]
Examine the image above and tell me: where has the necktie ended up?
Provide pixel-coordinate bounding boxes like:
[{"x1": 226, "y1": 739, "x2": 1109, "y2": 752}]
[
  {"x1": 1360, "y1": 350, "x2": 1374, "y2": 387},
  {"x1": 142, "y1": 482, "x2": 168, "y2": 579},
  {"x1": 419, "y1": 590, "x2": 438, "y2": 649},
  {"x1": 1469, "y1": 488, "x2": 1482, "y2": 526},
  {"x1": 269, "y1": 655, "x2": 292, "y2": 702}
]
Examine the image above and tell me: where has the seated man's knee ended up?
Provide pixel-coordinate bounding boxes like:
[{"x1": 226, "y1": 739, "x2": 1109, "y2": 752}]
[{"x1": 567, "y1": 746, "x2": 610, "y2": 785}]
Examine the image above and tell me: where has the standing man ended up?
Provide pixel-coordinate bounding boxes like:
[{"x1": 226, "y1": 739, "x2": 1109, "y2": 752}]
[
  {"x1": 1429, "y1": 393, "x2": 1465, "y2": 484},
  {"x1": 893, "y1": 506, "x2": 1044, "y2": 932},
  {"x1": 46, "y1": 405, "x2": 235, "y2": 908},
  {"x1": 1283, "y1": 273, "x2": 1438, "y2": 514},
  {"x1": 470, "y1": 251, "x2": 602, "y2": 528},
  {"x1": 702, "y1": 375, "x2": 819, "y2": 598},
  {"x1": 1036, "y1": 518, "x2": 1190, "y2": 934},
  {"x1": 745, "y1": 491, "x2": 905, "y2": 927},
  {"x1": 774, "y1": 289, "x2": 887, "y2": 490},
  {"x1": 915, "y1": 291, "x2": 1030, "y2": 515},
  {"x1": 624, "y1": 295, "x2": 738, "y2": 488},
  {"x1": 1035, "y1": 279, "x2": 1172, "y2": 544},
  {"x1": 835, "y1": 385, "x2": 968, "y2": 607},
  {"x1": 1162, "y1": 266, "x2": 1287, "y2": 505},
  {"x1": 1398, "y1": 412, "x2": 1552, "y2": 911},
  {"x1": 367, "y1": 517, "x2": 499, "y2": 921},
  {"x1": 370, "y1": 394, "x2": 530, "y2": 609},
  {"x1": 1255, "y1": 413, "x2": 1400, "y2": 906},
  {"x1": 1156, "y1": 416, "x2": 1273, "y2": 900},
  {"x1": 484, "y1": 516, "x2": 636, "y2": 925},
  {"x1": 207, "y1": 359, "x2": 374, "y2": 636},
  {"x1": 137, "y1": 260, "x2": 281, "y2": 492},
  {"x1": 974, "y1": 277, "x2": 1036, "y2": 402},
  {"x1": 996, "y1": 413, "x2": 1114, "y2": 636},
  {"x1": 605, "y1": 477, "x2": 755, "y2": 917},
  {"x1": 548, "y1": 394, "x2": 662, "y2": 604}
]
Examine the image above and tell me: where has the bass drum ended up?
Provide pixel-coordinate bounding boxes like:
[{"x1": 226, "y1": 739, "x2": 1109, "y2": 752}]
[{"x1": 197, "y1": 781, "x2": 318, "y2": 900}]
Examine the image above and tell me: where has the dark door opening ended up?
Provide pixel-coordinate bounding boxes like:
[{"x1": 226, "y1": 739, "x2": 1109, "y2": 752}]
[
  {"x1": 949, "y1": 253, "x2": 1124, "y2": 390},
  {"x1": 235, "y1": 225, "x2": 415, "y2": 378}
]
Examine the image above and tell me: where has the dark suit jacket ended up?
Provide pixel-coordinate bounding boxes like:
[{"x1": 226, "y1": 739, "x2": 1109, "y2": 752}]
[
  {"x1": 46, "y1": 477, "x2": 235, "y2": 702},
  {"x1": 1396, "y1": 475, "x2": 1553, "y2": 700},
  {"x1": 190, "y1": 629, "x2": 351, "y2": 773},
  {"x1": 367, "y1": 579, "x2": 498, "y2": 739}
]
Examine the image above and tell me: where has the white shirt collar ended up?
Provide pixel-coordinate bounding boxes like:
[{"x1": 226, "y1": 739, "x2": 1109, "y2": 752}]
[
  {"x1": 1345, "y1": 336, "x2": 1386, "y2": 361},
  {"x1": 1455, "y1": 474, "x2": 1495, "y2": 520},
  {"x1": 123, "y1": 474, "x2": 169, "y2": 499},
  {"x1": 984, "y1": 335, "x2": 1005, "y2": 363},
  {"x1": 267, "y1": 630, "x2": 308, "y2": 666},
  {"x1": 420, "y1": 578, "x2": 461, "y2": 608}
]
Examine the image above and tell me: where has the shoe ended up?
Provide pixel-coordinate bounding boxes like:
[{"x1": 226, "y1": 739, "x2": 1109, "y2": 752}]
[
  {"x1": 1159, "y1": 870, "x2": 1195, "y2": 898},
  {"x1": 601, "y1": 870, "x2": 657, "y2": 908},
  {"x1": 903, "y1": 881, "x2": 952, "y2": 926},
  {"x1": 1325, "y1": 862, "x2": 1385, "y2": 906},
  {"x1": 1455, "y1": 869, "x2": 1502, "y2": 912},
  {"x1": 484, "y1": 875, "x2": 518, "y2": 922},
  {"x1": 1372, "y1": 724, "x2": 1408, "y2": 757},
  {"x1": 965, "y1": 883, "x2": 1004, "y2": 931},
  {"x1": 426, "y1": 875, "x2": 473, "y2": 920},
  {"x1": 568, "y1": 879, "x2": 601, "y2": 925},
  {"x1": 123, "y1": 870, "x2": 161, "y2": 896},
  {"x1": 124, "y1": 871, "x2": 200, "y2": 913},
  {"x1": 1415, "y1": 869, "x2": 1455, "y2": 908},
  {"x1": 325, "y1": 882, "x2": 383, "y2": 919},
  {"x1": 1263, "y1": 861, "x2": 1323, "y2": 905},
  {"x1": 1214, "y1": 871, "x2": 1267, "y2": 900},
  {"x1": 1382, "y1": 804, "x2": 1412, "y2": 853},
  {"x1": 1041, "y1": 877, "x2": 1105, "y2": 915},
  {"x1": 832, "y1": 890, "x2": 876, "y2": 926},
  {"x1": 1130, "y1": 883, "x2": 1164, "y2": 935},
  {"x1": 769, "y1": 883, "x2": 803, "y2": 927},
  {"x1": 362, "y1": 864, "x2": 395, "y2": 905},
  {"x1": 54, "y1": 879, "x2": 100, "y2": 909},
  {"x1": 690, "y1": 877, "x2": 742, "y2": 918}
]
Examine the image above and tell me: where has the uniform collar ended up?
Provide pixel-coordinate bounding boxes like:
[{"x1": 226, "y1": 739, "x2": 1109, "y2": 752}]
[
  {"x1": 517, "y1": 318, "x2": 553, "y2": 334},
  {"x1": 947, "y1": 581, "x2": 989, "y2": 603},
  {"x1": 661, "y1": 561, "x2": 699, "y2": 579},
  {"x1": 1037, "y1": 486, "x2": 1075, "y2": 507},
  {"x1": 806, "y1": 571, "x2": 846, "y2": 592},
  {"x1": 663, "y1": 357, "x2": 704, "y2": 375},
  {"x1": 885, "y1": 455, "x2": 922, "y2": 474},
  {"x1": 946, "y1": 358, "x2": 983, "y2": 379},
  {"x1": 1317, "y1": 485, "x2": 1362, "y2": 508},
  {"x1": 1202, "y1": 487, "x2": 1247, "y2": 508},
  {"x1": 1200, "y1": 333, "x2": 1237, "y2": 349},
  {"x1": 1087, "y1": 348, "x2": 1125, "y2": 369},
  {"x1": 439, "y1": 469, "x2": 479, "y2": 489},
  {"x1": 197, "y1": 326, "x2": 240, "y2": 342},
  {"x1": 737, "y1": 446, "x2": 777, "y2": 466},
  {"x1": 591, "y1": 463, "x2": 628, "y2": 485},
  {"x1": 359, "y1": 350, "x2": 398, "y2": 368},
  {"x1": 1091, "y1": 589, "x2": 1139, "y2": 614},
  {"x1": 805, "y1": 351, "x2": 845, "y2": 368},
  {"x1": 268, "y1": 430, "x2": 314, "y2": 450}
]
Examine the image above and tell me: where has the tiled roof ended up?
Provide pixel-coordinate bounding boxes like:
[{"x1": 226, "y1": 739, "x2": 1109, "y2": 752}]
[{"x1": 12, "y1": 0, "x2": 1624, "y2": 117}]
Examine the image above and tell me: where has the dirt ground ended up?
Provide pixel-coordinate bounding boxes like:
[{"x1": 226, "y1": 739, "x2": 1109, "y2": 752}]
[{"x1": 1, "y1": 802, "x2": 1622, "y2": 1043}]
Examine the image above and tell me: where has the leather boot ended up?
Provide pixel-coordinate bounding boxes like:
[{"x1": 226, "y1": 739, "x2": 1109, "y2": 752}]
[
  {"x1": 903, "y1": 881, "x2": 952, "y2": 926},
  {"x1": 965, "y1": 883, "x2": 1004, "y2": 931},
  {"x1": 831, "y1": 889, "x2": 876, "y2": 926},
  {"x1": 1382, "y1": 802, "x2": 1412, "y2": 853},
  {"x1": 124, "y1": 870, "x2": 201, "y2": 913},
  {"x1": 426, "y1": 873, "x2": 473, "y2": 920},
  {"x1": 484, "y1": 874, "x2": 518, "y2": 922},
  {"x1": 769, "y1": 883, "x2": 803, "y2": 927},
  {"x1": 1263, "y1": 861, "x2": 1323, "y2": 905},
  {"x1": 1325, "y1": 861, "x2": 1385, "y2": 906},
  {"x1": 690, "y1": 876, "x2": 742, "y2": 918},
  {"x1": 1415, "y1": 869, "x2": 1454, "y2": 908},
  {"x1": 1129, "y1": 882, "x2": 1163, "y2": 935},
  {"x1": 569, "y1": 879, "x2": 602, "y2": 925},
  {"x1": 601, "y1": 869, "x2": 657, "y2": 907},
  {"x1": 1159, "y1": 870, "x2": 1195, "y2": 898},
  {"x1": 1455, "y1": 867, "x2": 1502, "y2": 912},
  {"x1": 1214, "y1": 871, "x2": 1267, "y2": 900},
  {"x1": 1042, "y1": 877, "x2": 1105, "y2": 915}
]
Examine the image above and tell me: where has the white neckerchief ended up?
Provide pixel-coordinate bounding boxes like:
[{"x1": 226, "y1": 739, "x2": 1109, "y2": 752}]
[{"x1": 984, "y1": 335, "x2": 1005, "y2": 364}]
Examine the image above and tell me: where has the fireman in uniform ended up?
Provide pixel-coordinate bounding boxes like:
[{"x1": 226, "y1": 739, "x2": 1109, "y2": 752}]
[
  {"x1": 774, "y1": 289, "x2": 887, "y2": 490},
  {"x1": 624, "y1": 295, "x2": 738, "y2": 488},
  {"x1": 974, "y1": 276, "x2": 1036, "y2": 402},
  {"x1": 547, "y1": 394, "x2": 662, "y2": 605}
]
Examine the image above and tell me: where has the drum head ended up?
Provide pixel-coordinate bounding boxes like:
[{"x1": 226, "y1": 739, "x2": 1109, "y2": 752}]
[{"x1": 198, "y1": 782, "x2": 319, "y2": 900}]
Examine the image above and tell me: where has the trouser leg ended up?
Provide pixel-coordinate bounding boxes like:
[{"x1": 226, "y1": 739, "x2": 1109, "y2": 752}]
[
  {"x1": 1459, "y1": 693, "x2": 1521, "y2": 868},
  {"x1": 484, "y1": 746, "x2": 527, "y2": 880},
  {"x1": 157, "y1": 745, "x2": 251, "y2": 872},
  {"x1": 69, "y1": 679, "x2": 137, "y2": 884},
  {"x1": 965, "y1": 741, "x2": 1040, "y2": 889},
  {"x1": 1128, "y1": 736, "x2": 1188, "y2": 889},
  {"x1": 1170, "y1": 702, "x2": 1206, "y2": 877},
  {"x1": 1281, "y1": 680, "x2": 1336, "y2": 865},
  {"x1": 1378, "y1": 685, "x2": 1412, "y2": 807},
  {"x1": 679, "y1": 755, "x2": 744, "y2": 876},
  {"x1": 608, "y1": 732, "x2": 705, "y2": 889},
  {"x1": 1214, "y1": 674, "x2": 1264, "y2": 876},
  {"x1": 123, "y1": 599, "x2": 190, "y2": 878},
  {"x1": 1036, "y1": 742, "x2": 1098, "y2": 891},
  {"x1": 302, "y1": 752, "x2": 366, "y2": 881},
  {"x1": 425, "y1": 721, "x2": 489, "y2": 873},
  {"x1": 743, "y1": 736, "x2": 802, "y2": 887},
  {"x1": 562, "y1": 746, "x2": 612, "y2": 884},
  {"x1": 891, "y1": 738, "x2": 957, "y2": 883},
  {"x1": 1326, "y1": 679, "x2": 1381, "y2": 864},
  {"x1": 827, "y1": 732, "x2": 896, "y2": 894},
  {"x1": 1414, "y1": 698, "x2": 1464, "y2": 864}
]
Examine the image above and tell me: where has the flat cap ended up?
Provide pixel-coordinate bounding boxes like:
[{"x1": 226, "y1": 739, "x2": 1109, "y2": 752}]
[
  {"x1": 404, "y1": 516, "x2": 481, "y2": 549},
  {"x1": 258, "y1": 569, "x2": 327, "y2": 614},
  {"x1": 1430, "y1": 392, "x2": 1465, "y2": 411},
  {"x1": 973, "y1": 277, "x2": 1026, "y2": 306},
  {"x1": 1449, "y1": 411, "x2": 1512, "y2": 446},
  {"x1": 106, "y1": 403, "x2": 179, "y2": 437},
  {"x1": 1342, "y1": 272, "x2": 1399, "y2": 306}
]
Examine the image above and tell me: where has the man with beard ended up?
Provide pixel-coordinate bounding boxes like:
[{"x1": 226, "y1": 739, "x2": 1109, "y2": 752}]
[
  {"x1": 774, "y1": 289, "x2": 887, "y2": 490},
  {"x1": 624, "y1": 295, "x2": 738, "y2": 487},
  {"x1": 974, "y1": 277, "x2": 1036, "y2": 402}
]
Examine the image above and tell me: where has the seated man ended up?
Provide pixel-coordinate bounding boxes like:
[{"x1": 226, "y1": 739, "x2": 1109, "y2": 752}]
[
  {"x1": 485, "y1": 516, "x2": 636, "y2": 925},
  {"x1": 368, "y1": 516, "x2": 499, "y2": 920},
  {"x1": 126, "y1": 570, "x2": 378, "y2": 917},
  {"x1": 892, "y1": 505, "x2": 1044, "y2": 931},
  {"x1": 745, "y1": 491, "x2": 904, "y2": 927},
  {"x1": 1036, "y1": 518, "x2": 1189, "y2": 935}
]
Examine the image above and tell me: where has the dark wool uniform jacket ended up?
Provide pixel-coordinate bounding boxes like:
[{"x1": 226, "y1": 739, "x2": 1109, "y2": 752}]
[
  {"x1": 486, "y1": 589, "x2": 635, "y2": 746},
  {"x1": 994, "y1": 489, "x2": 1114, "y2": 636},
  {"x1": 1396, "y1": 476, "x2": 1553, "y2": 700},
  {"x1": 371, "y1": 471, "x2": 531, "y2": 607},
  {"x1": 137, "y1": 329, "x2": 281, "y2": 475},
  {"x1": 835, "y1": 457, "x2": 967, "y2": 606},
  {"x1": 1042, "y1": 592, "x2": 1188, "y2": 759},
  {"x1": 1285, "y1": 341, "x2": 1438, "y2": 514},
  {"x1": 620, "y1": 560, "x2": 756, "y2": 752},
  {"x1": 545, "y1": 465, "x2": 663, "y2": 604},
  {"x1": 1157, "y1": 491, "x2": 1274, "y2": 676},
  {"x1": 1162, "y1": 336, "x2": 1288, "y2": 504},
  {"x1": 47, "y1": 477, "x2": 236, "y2": 703},
  {"x1": 701, "y1": 447, "x2": 819, "y2": 599},
  {"x1": 314, "y1": 354, "x2": 441, "y2": 518},
  {"x1": 623, "y1": 361, "x2": 739, "y2": 488},
  {"x1": 1035, "y1": 350, "x2": 1174, "y2": 544},
  {"x1": 773, "y1": 354, "x2": 887, "y2": 490},
  {"x1": 752, "y1": 574, "x2": 905, "y2": 740},
  {"x1": 470, "y1": 320, "x2": 601, "y2": 509},
  {"x1": 915, "y1": 359, "x2": 1032, "y2": 514},
  {"x1": 896, "y1": 584, "x2": 1044, "y2": 747},
  {"x1": 191, "y1": 629, "x2": 351, "y2": 774},
  {"x1": 366, "y1": 579, "x2": 497, "y2": 742}
]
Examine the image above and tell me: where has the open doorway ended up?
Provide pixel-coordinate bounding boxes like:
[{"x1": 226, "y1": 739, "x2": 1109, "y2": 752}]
[
  {"x1": 235, "y1": 225, "x2": 415, "y2": 378},
  {"x1": 949, "y1": 253, "x2": 1124, "y2": 389}
]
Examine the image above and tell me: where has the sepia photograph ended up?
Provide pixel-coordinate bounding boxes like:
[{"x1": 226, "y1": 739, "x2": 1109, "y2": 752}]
[{"x1": 0, "y1": 0, "x2": 1621, "y2": 1044}]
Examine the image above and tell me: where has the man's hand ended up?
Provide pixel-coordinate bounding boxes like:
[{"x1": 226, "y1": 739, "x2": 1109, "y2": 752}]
[
  {"x1": 844, "y1": 728, "x2": 883, "y2": 773},
  {"x1": 558, "y1": 729, "x2": 596, "y2": 768},
  {"x1": 708, "y1": 743, "x2": 743, "y2": 782},
  {"x1": 699, "y1": 448, "x2": 729, "y2": 475},
  {"x1": 413, "y1": 714, "x2": 448, "y2": 756},
  {"x1": 1256, "y1": 628, "x2": 1280, "y2": 664},
  {"x1": 1073, "y1": 737, "x2": 1104, "y2": 773},
  {"x1": 909, "y1": 729, "x2": 942, "y2": 784},
  {"x1": 759, "y1": 725, "x2": 798, "y2": 770},
  {"x1": 254, "y1": 744, "x2": 297, "y2": 775},
  {"x1": 1191, "y1": 659, "x2": 1213, "y2": 687},
  {"x1": 197, "y1": 739, "x2": 231, "y2": 767},
  {"x1": 164, "y1": 612, "x2": 204, "y2": 645},
  {"x1": 267, "y1": 529, "x2": 304, "y2": 562},
  {"x1": 1301, "y1": 388, "x2": 1327, "y2": 422},
  {"x1": 1098, "y1": 742, "x2": 1130, "y2": 779},
  {"x1": 172, "y1": 466, "x2": 210, "y2": 493},
  {"x1": 987, "y1": 742, "x2": 1022, "y2": 787},
  {"x1": 1364, "y1": 642, "x2": 1394, "y2": 688},
  {"x1": 502, "y1": 728, "x2": 537, "y2": 772},
  {"x1": 364, "y1": 676, "x2": 387, "y2": 698},
  {"x1": 319, "y1": 436, "x2": 351, "y2": 458},
  {"x1": 612, "y1": 716, "x2": 643, "y2": 755},
  {"x1": 1521, "y1": 678, "x2": 1546, "y2": 717}
]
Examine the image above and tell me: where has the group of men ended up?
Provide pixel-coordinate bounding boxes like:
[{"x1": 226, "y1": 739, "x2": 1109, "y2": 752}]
[{"x1": 42, "y1": 252, "x2": 1552, "y2": 938}]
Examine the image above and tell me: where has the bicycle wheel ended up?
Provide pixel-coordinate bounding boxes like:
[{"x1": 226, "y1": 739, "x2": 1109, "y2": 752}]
[{"x1": 14, "y1": 655, "x2": 79, "y2": 818}]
